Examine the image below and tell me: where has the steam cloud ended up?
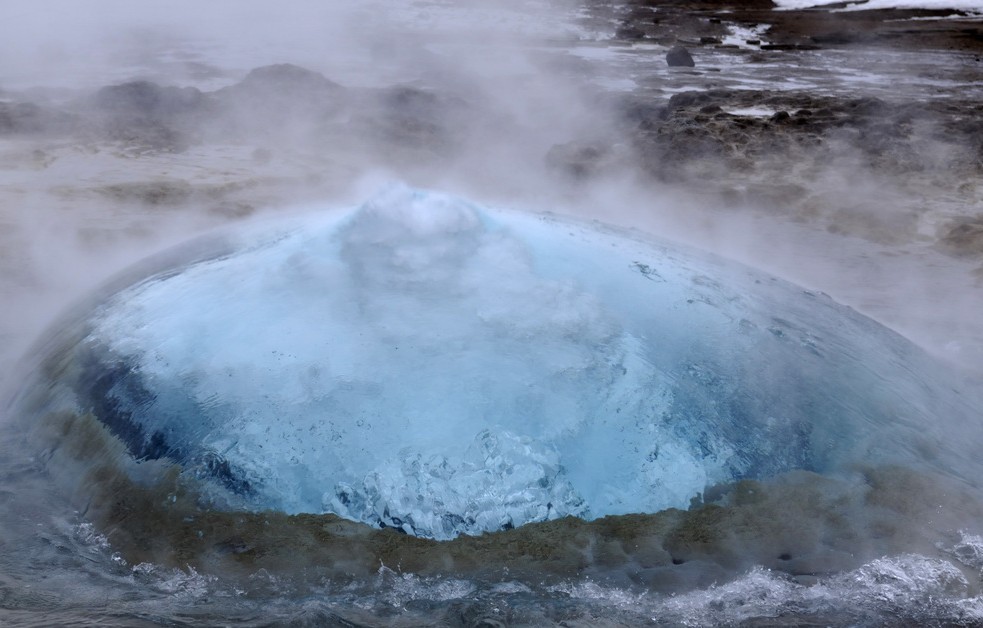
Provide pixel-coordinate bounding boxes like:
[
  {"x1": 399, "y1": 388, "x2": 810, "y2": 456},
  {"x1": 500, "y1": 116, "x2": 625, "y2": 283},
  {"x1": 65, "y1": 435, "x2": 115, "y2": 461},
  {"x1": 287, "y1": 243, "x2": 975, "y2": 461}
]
[{"x1": 2, "y1": 0, "x2": 981, "y2": 395}]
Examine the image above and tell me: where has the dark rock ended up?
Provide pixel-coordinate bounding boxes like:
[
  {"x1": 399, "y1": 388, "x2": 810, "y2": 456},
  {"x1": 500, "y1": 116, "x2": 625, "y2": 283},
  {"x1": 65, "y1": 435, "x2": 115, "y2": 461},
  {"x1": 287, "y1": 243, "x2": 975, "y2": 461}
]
[
  {"x1": 760, "y1": 43, "x2": 822, "y2": 51},
  {"x1": 616, "y1": 25, "x2": 646, "y2": 40},
  {"x1": 616, "y1": 97, "x2": 668, "y2": 125},
  {"x1": 666, "y1": 45, "x2": 696, "y2": 67},
  {"x1": 811, "y1": 32, "x2": 865, "y2": 46},
  {"x1": 846, "y1": 96, "x2": 887, "y2": 116},
  {"x1": 700, "y1": 36, "x2": 722, "y2": 45},
  {"x1": 771, "y1": 111, "x2": 791, "y2": 123},
  {"x1": 667, "y1": 90, "x2": 730, "y2": 109},
  {"x1": 667, "y1": 92, "x2": 705, "y2": 110}
]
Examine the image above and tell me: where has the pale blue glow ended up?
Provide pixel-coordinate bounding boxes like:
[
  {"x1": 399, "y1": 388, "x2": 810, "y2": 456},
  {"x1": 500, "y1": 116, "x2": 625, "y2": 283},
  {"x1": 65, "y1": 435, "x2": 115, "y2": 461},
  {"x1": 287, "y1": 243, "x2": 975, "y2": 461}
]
[{"x1": 78, "y1": 186, "x2": 958, "y2": 539}]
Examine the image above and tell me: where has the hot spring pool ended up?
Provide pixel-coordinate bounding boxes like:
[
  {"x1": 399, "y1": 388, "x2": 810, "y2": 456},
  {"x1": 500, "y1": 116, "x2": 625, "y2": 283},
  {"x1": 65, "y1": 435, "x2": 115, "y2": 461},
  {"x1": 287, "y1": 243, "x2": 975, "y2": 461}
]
[{"x1": 5, "y1": 185, "x2": 983, "y2": 625}]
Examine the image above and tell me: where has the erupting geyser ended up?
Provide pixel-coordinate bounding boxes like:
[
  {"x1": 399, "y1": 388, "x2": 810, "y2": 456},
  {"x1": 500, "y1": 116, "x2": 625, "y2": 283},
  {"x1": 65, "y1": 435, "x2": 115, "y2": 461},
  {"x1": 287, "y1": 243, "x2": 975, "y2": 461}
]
[{"x1": 11, "y1": 186, "x2": 983, "y2": 597}]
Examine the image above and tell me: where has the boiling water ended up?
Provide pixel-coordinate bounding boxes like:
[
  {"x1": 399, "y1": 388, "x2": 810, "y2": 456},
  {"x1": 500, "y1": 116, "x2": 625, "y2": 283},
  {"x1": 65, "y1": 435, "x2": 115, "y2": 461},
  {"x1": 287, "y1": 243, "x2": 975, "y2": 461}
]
[{"x1": 5, "y1": 187, "x2": 983, "y2": 625}]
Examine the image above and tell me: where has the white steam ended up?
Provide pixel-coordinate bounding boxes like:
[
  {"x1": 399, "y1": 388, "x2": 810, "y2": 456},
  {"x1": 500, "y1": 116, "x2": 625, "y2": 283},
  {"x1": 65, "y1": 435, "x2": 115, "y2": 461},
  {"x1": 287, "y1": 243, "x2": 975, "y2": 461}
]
[{"x1": 1, "y1": 0, "x2": 982, "y2": 400}]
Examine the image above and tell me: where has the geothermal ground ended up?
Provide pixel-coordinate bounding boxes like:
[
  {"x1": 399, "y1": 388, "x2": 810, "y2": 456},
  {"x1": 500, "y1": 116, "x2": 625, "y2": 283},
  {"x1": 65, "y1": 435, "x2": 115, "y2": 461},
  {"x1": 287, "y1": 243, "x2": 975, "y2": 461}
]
[{"x1": 2, "y1": 0, "x2": 983, "y2": 626}]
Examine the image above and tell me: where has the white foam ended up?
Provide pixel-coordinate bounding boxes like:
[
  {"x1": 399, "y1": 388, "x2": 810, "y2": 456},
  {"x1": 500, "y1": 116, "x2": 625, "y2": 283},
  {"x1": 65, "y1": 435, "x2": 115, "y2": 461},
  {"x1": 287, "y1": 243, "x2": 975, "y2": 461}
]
[{"x1": 721, "y1": 23, "x2": 768, "y2": 48}]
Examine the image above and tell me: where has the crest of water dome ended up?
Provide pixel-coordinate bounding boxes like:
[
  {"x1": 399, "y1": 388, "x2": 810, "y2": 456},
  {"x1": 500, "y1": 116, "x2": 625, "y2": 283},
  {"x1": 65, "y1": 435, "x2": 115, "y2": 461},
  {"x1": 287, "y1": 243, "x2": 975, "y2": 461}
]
[
  {"x1": 76, "y1": 185, "x2": 983, "y2": 540},
  {"x1": 85, "y1": 187, "x2": 700, "y2": 534}
]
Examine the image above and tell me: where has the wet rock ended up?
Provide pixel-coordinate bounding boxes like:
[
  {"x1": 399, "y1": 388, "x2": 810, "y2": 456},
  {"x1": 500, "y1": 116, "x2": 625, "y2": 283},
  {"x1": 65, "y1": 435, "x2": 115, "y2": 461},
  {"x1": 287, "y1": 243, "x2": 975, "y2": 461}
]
[
  {"x1": 811, "y1": 31, "x2": 867, "y2": 46},
  {"x1": 615, "y1": 96, "x2": 668, "y2": 125},
  {"x1": 666, "y1": 45, "x2": 695, "y2": 67},
  {"x1": 615, "y1": 25, "x2": 646, "y2": 40},
  {"x1": 667, "y1": 89, "x2": 730, "y2": 110},
  {"x1": 760, "y1": 43, "x2": 822, "y2": 51},
  {"x1": 846, "y1": 96, "x2": 887, "y2": 116},
  {"x1": 624, "y1": 86, "x2": 983, "y2": 210}
]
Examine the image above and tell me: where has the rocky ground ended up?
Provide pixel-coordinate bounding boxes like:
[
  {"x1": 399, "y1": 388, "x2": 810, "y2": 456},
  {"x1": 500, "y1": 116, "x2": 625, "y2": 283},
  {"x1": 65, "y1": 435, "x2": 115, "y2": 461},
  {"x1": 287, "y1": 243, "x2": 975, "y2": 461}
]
[
  {"x1": 568, "y1": 0, "x2": 983, "y2": 371},
  {"x1": 594, "y1": 0, "x2": 983, "y2": 52},
  {"x1": 572, "y1": 0, "x2": 983, "y2": 250}
]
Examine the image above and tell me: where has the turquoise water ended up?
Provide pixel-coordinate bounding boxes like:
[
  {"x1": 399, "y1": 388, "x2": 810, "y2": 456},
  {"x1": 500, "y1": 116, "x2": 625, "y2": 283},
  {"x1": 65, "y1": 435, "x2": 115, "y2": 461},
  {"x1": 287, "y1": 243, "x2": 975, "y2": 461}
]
[{"x1": 5, "y1": 187, "x2": 983, "y2": 625}]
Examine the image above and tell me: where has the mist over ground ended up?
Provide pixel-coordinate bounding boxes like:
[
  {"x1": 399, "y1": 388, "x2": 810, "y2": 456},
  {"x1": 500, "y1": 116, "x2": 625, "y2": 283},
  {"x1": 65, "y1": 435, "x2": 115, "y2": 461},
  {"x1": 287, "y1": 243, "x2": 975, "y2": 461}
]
[{"x1": 2, "y1": 0, "x2": 981, "y2": 390}]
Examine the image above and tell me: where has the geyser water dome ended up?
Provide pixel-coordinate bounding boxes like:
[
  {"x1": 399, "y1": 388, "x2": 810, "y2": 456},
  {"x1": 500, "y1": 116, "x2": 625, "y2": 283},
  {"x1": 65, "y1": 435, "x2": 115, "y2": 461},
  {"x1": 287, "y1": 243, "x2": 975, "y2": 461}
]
[{"x1": 19, "y1": 186, "x2": 983, "y2": 543}]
